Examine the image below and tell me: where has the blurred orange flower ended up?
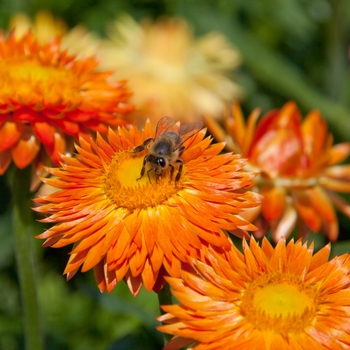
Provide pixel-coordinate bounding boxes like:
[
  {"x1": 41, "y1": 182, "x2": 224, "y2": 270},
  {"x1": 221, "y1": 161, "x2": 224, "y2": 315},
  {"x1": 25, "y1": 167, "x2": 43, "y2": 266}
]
[
  {"x1": 158, "y1": 237, "x2": 350, "y2": 350},
  {"x1": 0, "y1": 32, "x2": 133, "y2": 176},
  {"x1": 206, "y1": 101, "x2": 350, "y2": 241},
  {"x1": 100, "y1": 14, "x2": 242, "y2": 124},
  {"x1": 34, "y1": 119, "x2": 260, "y2": 296}
]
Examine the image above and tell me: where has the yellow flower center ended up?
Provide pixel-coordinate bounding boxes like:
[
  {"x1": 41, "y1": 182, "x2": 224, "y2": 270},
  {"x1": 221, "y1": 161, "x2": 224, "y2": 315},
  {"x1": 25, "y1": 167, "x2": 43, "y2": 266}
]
[
  {"x1": 103, "y1": 151, "x2": 184, "y2": 210},
  {"x1": 0, "y1": 59, "x2": 77, "y2": 105},
  {"x1": 241, "y1": 272, "x2": 318, "y2": 334}
]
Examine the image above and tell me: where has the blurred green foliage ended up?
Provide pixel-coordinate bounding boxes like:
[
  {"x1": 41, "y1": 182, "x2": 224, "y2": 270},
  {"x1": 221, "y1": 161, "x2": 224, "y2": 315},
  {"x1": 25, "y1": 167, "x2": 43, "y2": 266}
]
[{"x1": 0, "y1": 0, "x2": 349, "y2": 349}]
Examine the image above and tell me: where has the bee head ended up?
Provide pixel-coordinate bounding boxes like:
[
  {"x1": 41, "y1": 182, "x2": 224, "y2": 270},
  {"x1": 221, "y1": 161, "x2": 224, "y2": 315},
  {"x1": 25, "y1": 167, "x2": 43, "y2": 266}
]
[{"x1": 156, "y1": 157, "x2": 166, "y2": 168}]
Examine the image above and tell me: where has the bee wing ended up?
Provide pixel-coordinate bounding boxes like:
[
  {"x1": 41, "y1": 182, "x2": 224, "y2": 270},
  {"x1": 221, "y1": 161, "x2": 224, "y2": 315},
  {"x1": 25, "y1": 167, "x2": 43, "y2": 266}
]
[
  {"x1": 178, "y1": 120, "x2": 203, "y2": 139},
  {"x1": 175, "y1": 120, "x2": 204, "y2": 150},
  {"x1": 155, "y1": 116, "x2": 177, "y2": 137}
]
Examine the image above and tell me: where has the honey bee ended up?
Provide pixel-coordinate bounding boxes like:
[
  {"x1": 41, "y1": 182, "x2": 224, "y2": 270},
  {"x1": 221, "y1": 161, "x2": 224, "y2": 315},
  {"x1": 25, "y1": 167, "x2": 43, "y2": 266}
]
[{"x1": 133, "y1": 116, "x2": 203, "y2": 183}]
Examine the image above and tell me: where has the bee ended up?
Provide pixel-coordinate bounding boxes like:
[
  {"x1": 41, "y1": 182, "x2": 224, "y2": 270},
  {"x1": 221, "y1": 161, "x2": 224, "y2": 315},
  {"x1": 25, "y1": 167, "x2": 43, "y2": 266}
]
[{"x1": 133, "y1": 116, "x2": 203, "y2": 183}]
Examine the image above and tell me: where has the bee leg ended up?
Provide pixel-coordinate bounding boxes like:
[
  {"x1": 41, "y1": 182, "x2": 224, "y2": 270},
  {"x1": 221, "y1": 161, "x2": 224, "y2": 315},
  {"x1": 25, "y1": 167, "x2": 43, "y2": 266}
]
[
  {"x1": 136, "y1": 156, "x2": 147, "y2": 181},
  {"x1": 133, "y1": 138, "x2": 154, "y2": 153},
  {"x1": 147, "y1": 168, "x2": 153, "y2": 184},
  {"x1": 178, "y1": 145, "x2": 185, "y2": 156},
  {"x1": 175, "y1": 159, "x2": 183, "y2": 182},
  {"x1": 169, "y1": 163, "x2": 175, "y2": 181}
]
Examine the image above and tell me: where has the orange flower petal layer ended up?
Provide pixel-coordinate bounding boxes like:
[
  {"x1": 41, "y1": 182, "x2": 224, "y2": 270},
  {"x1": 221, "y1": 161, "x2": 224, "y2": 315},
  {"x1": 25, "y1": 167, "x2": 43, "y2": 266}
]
[
  {"x1": 0, "y1": 31, "x2": 133, "y2": 174},
  {"x1": 158, "y1": 238, "x2": 350, "y2": 350},
  {"x1": 34, "y1": 120, "x2": 260, "y2": 295},
  {"x1": 212, "y1": 102, "x2": 350, "y2": 241}
]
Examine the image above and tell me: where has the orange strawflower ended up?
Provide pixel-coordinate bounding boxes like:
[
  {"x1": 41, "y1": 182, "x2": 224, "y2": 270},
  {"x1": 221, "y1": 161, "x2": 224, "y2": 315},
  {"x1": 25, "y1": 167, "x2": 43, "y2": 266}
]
[
  {"x1": 158, "y1": 237, "x2": 350, "y2": 350},
  {"x1": 100, "y1": 15, "x2": 242, "y2": 124},
  {"x1": 205, "y1": 101, "x2": 350, "y2": 241},
  {"x1": 0, "y1": 31, "x2": 133, "y2": 176},
  {"x1": 34, "y1": 119, "x2": 260, "y2": 296}
]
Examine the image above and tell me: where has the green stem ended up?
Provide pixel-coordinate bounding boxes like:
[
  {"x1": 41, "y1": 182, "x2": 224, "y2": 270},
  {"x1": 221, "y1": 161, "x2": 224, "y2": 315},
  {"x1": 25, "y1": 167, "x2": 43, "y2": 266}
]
[
  {"x1": 157, "y1": 282, "x2": 173, "y2": 345},
  {"x1": 12, "y1": 166, "x2": 43, "y2": 350}
]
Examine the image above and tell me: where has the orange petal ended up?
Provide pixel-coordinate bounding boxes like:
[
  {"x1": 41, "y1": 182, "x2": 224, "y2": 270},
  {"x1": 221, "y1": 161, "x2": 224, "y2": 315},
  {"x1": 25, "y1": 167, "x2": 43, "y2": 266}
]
[
  {"x1": 251, "y1": 101, "x2": 301, "y2": 148},
  {"x1": 93, "y1": 260, "x2": 107, "y2": 292},
  {"x1": 0, "y1": 119, "x2": 23, "y2": 152},
  {"x1": 327, "y1": 192, "x2": 350, "y2": 218},
  {"x1": 54, "y1": 117, "x2": 80, "y2": 136},
  {"x1": 239, "y1": 205, "x2": 262, "y2": 224},
  {"x1": 272, "y1": 203, "x2": 297, "y2": 241},
  {"x1": 45, "y1": 130, "x2": 66, "y2": 165},
  {"x1": 305, "y1": 187, "x2": 339, "y2": 241},
  {"x1": 33, "y1": 118, "x2": 56, "y2": 148},
  {"x1": 93, "y1": 259, "x2": 117, "y2": 293},
  {"x1": 261, "y1": 186, "x2": 286, "y2": 222},
  {"x1": 302, "y1": 109, "x2": 327, "y2": 157},
  {"x1": 13, "y1": 108, "x2": 38, "y2": 123},
  {"x1": 203, "y1": 116, "x2": 227, "y2": 144},
  {"x1": 278, "y1": 101, "x2": 301, "y2": 128},
  {"x1": 11, "y1": 126, "x2": 40, "y2": 169},
  {"x1": 319, "y1": 176, "x2": 350, "y2": 192},
  {"x1": 251, "y1": 129, "x2": 302, "y2": 176},
  {"x1": 292, "y1": 190, "x2": 321, "y2": 232},
  {"x1": 224, "y1": 102, "x2": 247, "y2": 153},
  {"x1": 323, "y1": 165, "x2": 350, "y2": 181},
  {"x1": 141, "y1": 258, "x2": 157, "y2": 292},
  {"x1": 241, "y1": 106, "x2": 261, "y2": 157},
  {"x1": 306, "y1": 186, "x2": 337, "y2": 224},
  {"x1": 0, "y1": 149, "x2": 12, "y2": 175},
  {"x1": 125, "y1": 271, "x2": 143, "y2": 297},
  {"x1": 309, "y1": 244, "x2": 331, "y2": 271},
  {"x1": 328, "y1": 143, "x2": 350, "y2": 166},
  {"x1": 323, "y1": 220, "x2": 338, "y2": 242}
]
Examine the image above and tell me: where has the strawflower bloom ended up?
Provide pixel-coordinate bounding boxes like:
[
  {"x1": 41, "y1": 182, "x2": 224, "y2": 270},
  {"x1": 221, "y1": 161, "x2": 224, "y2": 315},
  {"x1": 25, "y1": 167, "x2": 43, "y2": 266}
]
[
  {"x1": 34, "y1": 119, "x2": 260, "y2": 296},
  {"x1": 0, "y1": 31, "x2": 133, "y2": 176},
  {"x1": 158, "y1": 237, "x2": 350, "y2": 350},
  {"x1": 205, "y1": 101, "x2": 350, "y2": 241},
  {"x1": 100, "y1": 14, "x2": 242, "y2": 124}
]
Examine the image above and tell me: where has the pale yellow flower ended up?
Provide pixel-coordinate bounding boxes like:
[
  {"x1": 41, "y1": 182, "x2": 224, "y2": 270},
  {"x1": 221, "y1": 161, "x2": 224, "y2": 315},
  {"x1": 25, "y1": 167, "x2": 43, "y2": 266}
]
[
  {"x1": 100, "y1": 14, "x2": 242, "y2": 124},
  {"x1": 9, "y1": 11, "x2": 67, "y2": 43},
  {"x1": 9, "y1": 11, "x2": 101, "y2": 58}
]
